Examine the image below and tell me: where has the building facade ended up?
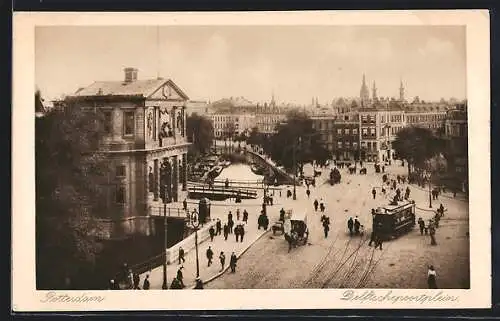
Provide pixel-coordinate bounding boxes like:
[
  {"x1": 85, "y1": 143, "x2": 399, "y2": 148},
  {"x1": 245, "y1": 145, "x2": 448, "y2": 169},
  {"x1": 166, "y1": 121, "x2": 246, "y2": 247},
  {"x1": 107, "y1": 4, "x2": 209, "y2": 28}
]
[
  {"x1": 255, "y1": 103, "x2": 287, "y2": 136},
  {"x1": 66, "y1": 68, "x2": 190, "y2": 238},
  {"x1": 443, "y1": 105, "x2": 468, "y2": 191},
  {"x1": 312, "y1": 113, "x2": 360, "y2": 161}
]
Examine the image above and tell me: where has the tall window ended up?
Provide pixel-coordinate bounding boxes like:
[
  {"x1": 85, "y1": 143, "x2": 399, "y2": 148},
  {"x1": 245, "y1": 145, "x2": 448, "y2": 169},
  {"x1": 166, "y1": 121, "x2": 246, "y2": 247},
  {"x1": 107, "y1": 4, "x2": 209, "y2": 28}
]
[
  {"x1": 116, "y1": 185, "x2": 125, "y2": 204},
  {"x1": 352, "y1": 128, "x2": 358, "y2": 135},
  {"x1": 344, "y1": 128, "x2": 350, "y2": 135},
  {"x1": 337, "y1": 129, "x2": 342, "y2": 135},
  {"x1": 116, "y1": 165, "x2": 126, "y2": 177},
  {"x1": 103, "y1": 111, "x2": 112, "y2": 134},
  {"x1": 123, "y1": 111, "x2": 135, "y2": 136}
]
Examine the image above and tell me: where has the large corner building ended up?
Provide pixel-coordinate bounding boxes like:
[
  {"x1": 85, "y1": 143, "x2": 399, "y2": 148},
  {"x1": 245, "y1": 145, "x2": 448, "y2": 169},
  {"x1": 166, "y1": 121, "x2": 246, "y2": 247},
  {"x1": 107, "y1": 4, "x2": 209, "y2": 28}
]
[{"x1": 66, "y1": 68, "x2": 191, "y2": 239}]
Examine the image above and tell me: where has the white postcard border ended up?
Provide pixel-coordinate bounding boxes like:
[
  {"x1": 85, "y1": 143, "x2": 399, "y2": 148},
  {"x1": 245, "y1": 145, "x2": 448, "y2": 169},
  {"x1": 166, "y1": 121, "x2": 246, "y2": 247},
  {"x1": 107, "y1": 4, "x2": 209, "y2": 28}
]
[{"x1": 12, "y1": 10, "x2": 491, "y2": 311}]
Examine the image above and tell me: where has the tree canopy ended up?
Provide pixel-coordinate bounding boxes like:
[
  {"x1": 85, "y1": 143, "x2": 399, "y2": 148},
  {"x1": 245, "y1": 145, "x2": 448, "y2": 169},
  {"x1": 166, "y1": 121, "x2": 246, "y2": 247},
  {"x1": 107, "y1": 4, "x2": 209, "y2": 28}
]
[
  {"x1": 36, "y1": 103, "x2": 110, "y2": 289},
  {"x1": 186, "y1": 113, "x2": 214, "y2": 156},
  {"x1": 268, "y1": 110, "x2": 330, "y2": 171},
  {"x1": 392, "y1": 126, "x2": 444, "y2": 176}
]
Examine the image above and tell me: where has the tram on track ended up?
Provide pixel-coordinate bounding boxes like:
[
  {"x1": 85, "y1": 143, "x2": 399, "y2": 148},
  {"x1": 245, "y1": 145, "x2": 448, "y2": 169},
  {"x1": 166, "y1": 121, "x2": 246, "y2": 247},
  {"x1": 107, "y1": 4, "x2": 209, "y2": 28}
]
[{"x1": 372, "y1": 200, "x2": 416, "y2": 240}]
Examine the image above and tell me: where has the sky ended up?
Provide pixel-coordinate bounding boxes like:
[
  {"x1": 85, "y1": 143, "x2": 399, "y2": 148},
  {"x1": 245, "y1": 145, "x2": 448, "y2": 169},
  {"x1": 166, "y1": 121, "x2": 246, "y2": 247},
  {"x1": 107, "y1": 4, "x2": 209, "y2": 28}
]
[{"x1": 35, "y1": 25, "x2": 466, "y2": 104}]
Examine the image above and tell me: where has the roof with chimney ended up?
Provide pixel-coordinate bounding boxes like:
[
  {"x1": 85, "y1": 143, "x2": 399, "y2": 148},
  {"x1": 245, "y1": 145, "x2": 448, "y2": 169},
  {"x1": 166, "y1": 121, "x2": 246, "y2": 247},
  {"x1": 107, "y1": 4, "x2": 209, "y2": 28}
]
[
  {"x1": 69, "y1": 68, "x2": 189, "y2": 100},
  {"x1": 73, "y1": 78, "x2": 189, "y2": 100}
]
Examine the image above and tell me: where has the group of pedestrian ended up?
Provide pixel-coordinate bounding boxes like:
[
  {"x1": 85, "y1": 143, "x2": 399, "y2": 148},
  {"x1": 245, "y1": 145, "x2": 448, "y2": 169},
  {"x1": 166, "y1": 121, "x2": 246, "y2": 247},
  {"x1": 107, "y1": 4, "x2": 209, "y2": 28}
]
[
  {"x1": 347, "y1": 216, "x2": 362, "y2": 237},
  {"x1": 109, "y1": 264, "x2": 151, "y2": 290},
  {"x1": 313, "y1": 199, "x2": 326, "y2": 212},
  {"x1": 210, "y1": 248, "x2": 238, "y2": 273}
]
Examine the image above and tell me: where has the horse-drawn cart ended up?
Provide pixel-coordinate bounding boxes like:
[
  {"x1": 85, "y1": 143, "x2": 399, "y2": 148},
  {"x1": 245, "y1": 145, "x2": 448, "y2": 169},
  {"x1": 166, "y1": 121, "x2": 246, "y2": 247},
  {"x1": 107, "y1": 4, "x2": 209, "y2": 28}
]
[{"x1": 283, "y1": 209, "x2": 309, "y2": 252}]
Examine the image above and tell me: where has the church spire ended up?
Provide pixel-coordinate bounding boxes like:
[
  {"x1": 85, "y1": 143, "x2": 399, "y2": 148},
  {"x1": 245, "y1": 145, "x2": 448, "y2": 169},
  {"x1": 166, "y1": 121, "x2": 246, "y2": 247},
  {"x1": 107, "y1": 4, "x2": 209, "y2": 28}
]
[
  {"x1": 372, "y1": 81, "x2": 378, "y2": 101},
  {"x1": 399, "y1": 78, "x2": 405, "y2": 102},
  {"x1": 360, "y1": 73, "x2": 370, "y2": 107}
]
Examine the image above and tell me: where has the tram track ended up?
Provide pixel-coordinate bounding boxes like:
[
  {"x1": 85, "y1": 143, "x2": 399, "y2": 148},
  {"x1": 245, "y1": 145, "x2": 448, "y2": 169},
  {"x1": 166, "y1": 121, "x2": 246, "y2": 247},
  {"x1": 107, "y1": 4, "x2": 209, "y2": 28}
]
[
  {"x1": 303, "y1": 234, "x2": 341, "y2": 285},
  {"x1": 320, "y1": 235, "x2": 369, "y2": 288}
]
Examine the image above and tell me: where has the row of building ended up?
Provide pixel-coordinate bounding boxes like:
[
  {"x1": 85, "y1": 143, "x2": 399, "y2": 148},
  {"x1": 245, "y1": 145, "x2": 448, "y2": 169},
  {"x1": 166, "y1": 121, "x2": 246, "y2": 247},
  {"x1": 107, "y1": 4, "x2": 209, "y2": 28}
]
[{"x1": 40, "y1": 69, "x2": 467, "y2": 239}]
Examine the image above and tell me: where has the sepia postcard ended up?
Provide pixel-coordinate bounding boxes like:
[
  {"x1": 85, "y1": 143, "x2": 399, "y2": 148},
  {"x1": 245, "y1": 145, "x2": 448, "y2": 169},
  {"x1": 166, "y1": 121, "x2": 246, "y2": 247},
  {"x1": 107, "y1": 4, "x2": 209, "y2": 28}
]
[{"x1": 12, "y1": 10, "x2": 490, "y2": 311}]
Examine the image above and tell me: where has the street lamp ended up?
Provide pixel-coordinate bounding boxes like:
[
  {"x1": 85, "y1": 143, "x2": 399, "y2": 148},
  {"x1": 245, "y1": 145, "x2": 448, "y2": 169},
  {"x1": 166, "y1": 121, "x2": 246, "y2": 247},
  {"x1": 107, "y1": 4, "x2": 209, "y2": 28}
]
[
  {"x1": 187, "y1": 211, "x2": 201, "y2": 278},
  {"x1": 162, "y1": 185, "x2": 168, "y2": 289},
  {"x1": 292, "y1": 136, "x2": 301, "y2": 200},
  {"x1": 427, "y1": 171, "x2": 433, "y2": 208}
]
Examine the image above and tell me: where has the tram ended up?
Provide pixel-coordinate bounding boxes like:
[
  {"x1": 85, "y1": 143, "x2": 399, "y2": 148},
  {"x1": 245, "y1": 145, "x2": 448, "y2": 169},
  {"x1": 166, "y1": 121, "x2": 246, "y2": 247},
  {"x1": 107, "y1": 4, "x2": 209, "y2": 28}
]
[{"x1": 372, "y1": 200, "x2": 416, "y2": 240}]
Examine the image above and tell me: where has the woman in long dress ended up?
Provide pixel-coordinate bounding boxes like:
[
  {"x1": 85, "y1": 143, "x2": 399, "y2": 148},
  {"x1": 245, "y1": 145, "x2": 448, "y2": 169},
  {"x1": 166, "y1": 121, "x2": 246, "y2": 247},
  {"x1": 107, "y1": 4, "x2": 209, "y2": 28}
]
[{"x1": 427, "y1": 265, "x2": 438, "y2": 289}]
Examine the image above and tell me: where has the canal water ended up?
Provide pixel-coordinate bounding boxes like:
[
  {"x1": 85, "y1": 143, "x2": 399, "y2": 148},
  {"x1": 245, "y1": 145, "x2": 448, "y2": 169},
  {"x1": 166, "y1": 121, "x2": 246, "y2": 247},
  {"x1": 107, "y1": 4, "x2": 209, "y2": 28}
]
[{"x1": 218, "y1": 164, "x2": 264, "y2": 182}]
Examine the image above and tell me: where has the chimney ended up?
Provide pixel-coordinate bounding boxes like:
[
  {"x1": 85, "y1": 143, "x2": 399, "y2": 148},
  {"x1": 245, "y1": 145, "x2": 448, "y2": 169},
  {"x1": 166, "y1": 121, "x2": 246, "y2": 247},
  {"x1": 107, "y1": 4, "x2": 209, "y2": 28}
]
[{"x1": 124, "y1": 67, "x2": 138, "y2": 83}]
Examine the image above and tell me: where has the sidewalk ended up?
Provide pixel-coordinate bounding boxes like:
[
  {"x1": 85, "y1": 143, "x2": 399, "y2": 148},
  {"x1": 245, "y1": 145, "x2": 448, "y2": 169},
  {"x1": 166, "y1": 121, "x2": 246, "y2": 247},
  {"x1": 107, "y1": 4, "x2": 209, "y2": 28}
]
[{"x1": 140, "y1": 189, "x2": 285, "y2": 289}]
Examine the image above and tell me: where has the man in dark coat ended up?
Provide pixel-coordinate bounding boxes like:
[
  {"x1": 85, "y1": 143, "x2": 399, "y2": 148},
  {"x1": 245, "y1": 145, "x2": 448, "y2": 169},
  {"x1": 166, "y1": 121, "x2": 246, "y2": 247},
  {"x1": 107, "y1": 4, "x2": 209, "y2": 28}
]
[
  {"x1": 418, "y1": 217, "x2": 425, "y2": 235},
  {"x1": 322, "y1": 217, "x2": 330, "y2": 238},
  {"x1": 243, "y1": 209, "x2": 249, "y2": 223},
  {"x1": 347, "y1": 217, "x2": 354, "y2": 236},
  {"x1": 216, "y1": 219, "x2": 222, "y2": 235},
  {"x1": 230, "y1": 252, "x2": 238, "y2": 273},
  {"x1": 223, "y1": 223, "x2": 229, "y2": 240},
  {"x1": 235, "y1": 224, "x2": 241, "y2": 242},
  {"x1": 306, "y1": 188, "x2": 311, "y2": 198},
  {"x1": 206, "y1": 246, "x2": 214, "y2": 267},
  {"x1": 279, "y1": 208, "x2": 286, "y2": 222},
  {"x1": 313, "y1": 199, "x2": 319, "y2": 212},
  {"x1": 372, "y1": 188, "x2": 376, "y2": 200},
  {"x1": 183, "y1": 198, "x2": 188, "y2": 211},
  {"x1": 239, "y1": 224, "x2": 245, "y2": 242},
  {"x1": 177, "y1": 267, "x2": 185, "y2": 288},
  {"x1": 354, "y1": 217, "x2": 361, "y2": 235},
  {"x1": 209, "y1": 226, "x2": 215, "y2": 242},
  {"x1": 133, "y1": 272, "x2": 140, "y2": 289},
  {"x1": 228, "y1": 219, "x2": 234, "y2": 234}
]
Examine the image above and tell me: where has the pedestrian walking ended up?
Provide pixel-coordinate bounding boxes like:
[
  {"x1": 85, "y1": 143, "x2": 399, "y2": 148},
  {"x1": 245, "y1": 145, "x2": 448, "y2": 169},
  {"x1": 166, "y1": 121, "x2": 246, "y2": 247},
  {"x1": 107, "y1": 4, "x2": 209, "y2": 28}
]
[
  {"x1": 177, "y1": 266, "x2": 185, "y2": 288},
  {"x1": 427, "y1": 265, "x2": 438, "y2": 288},
  {"x1": 418, "y1": 217, "x2": 425, "y2": 235},
  {"x1": 243, "y1": 209, "x2": 249, "y2": 223},
  {"x1": 178, "y1": 247, "x2": 186, "y2": 264},
  {"x1": 429, "y1": 224, "x2": 437, "y2": 246},
  {"x1": 223, "y1": 223, "x2": 229, "y2": 240},
  {"x1": 230, "y1": 252, "x2": 237, "y2": 273},
  {"x1": 354, "y1": 216, "x2": 361, "y2": 235},
  {"x1": 372, "y1": 188, "x2": 376, "y2": 200},
  {"x1": 323, "y1": 217, "x2": 330, "y2": 238},
  {"x1": 313, "y1": 199, "x2": 319, "y2": 212},
  {"x1": 209, "y1": 226, "x2": 215, "y2": 242},
  {"x1": 236, "y1": 208, "x2": 241, "y2": 221},
  {"x1": 382, "y1": 165, "x2": 385, "y2": 173},
  {"x1": 219, "y1": 251, "x2": 226, "y2": 271},
  {"x1": 306, "y1": 189, "x2": 311, "y2": 198},
  {"x1": 216, "y1": 219, "x2": 222, "y2": 235},
  {"x1": 133, "y1": 272, "x2": 140, "y2": 289},
  {"x1": 347, "y1": 217, "x2": 354, "y2": 236},
  {"x1": 235, "y1": 224, "x2": 240, "y2": 242},
  {"x1": 240, "y1": 224, "x2": 245, "y2": 242},
  {"x1": 279, "y1": 208, "x2": 286, "y2": 222},
  {"x1": 228, "y1": 211, "x2": 233, "y2": 223},
  {"x1": 206, "y1": 246, "x2": 214, "y2": 266},
  {"x1": 142, "y1": 274, "x2": 150, "y2": 290},
  {"x1": 228, "y1": 219, "x2": 234, "y2": 234},
  {"x1": 183, "y1": 198, "x2": 188, "y2": 211}
]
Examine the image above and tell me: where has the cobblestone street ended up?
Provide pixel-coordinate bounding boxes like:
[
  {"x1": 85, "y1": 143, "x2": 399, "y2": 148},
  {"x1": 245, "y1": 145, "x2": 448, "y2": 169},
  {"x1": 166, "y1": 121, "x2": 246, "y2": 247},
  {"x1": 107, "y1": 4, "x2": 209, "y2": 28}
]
[{"x1": 205, "y1": 161, "x2": 469, "y2": 289}]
